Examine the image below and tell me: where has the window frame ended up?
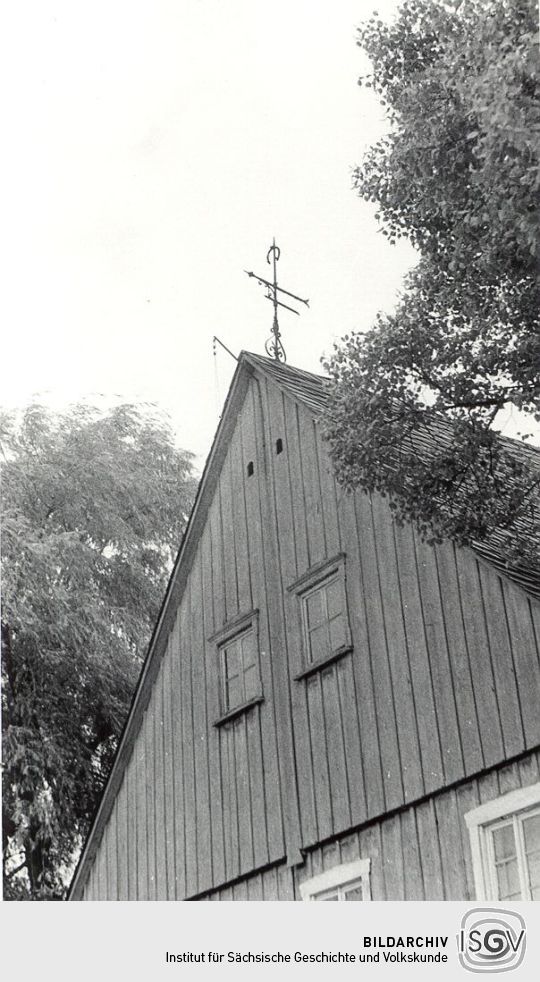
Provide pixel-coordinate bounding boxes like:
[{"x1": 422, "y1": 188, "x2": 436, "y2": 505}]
[
  {"x1": 288, "y1": 553, "x2": 352, "y2": 679},
  {"x1": 299, "y1": 858, "x2": 371, "y2": 901},
  {"x1": 465, "y1": 782, "x2": 540, "y2": 901},
  {"x1": 210, "y1": 610, "x2": 263, "y2": 726}
]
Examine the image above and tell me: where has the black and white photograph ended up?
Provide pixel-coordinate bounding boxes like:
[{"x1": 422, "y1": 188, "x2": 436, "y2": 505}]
[{"x1": 1, "y1": 0, "x2": 539, "y2": 976}]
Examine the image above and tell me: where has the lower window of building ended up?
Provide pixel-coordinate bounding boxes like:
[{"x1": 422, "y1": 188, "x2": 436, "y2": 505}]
[
  {"x1": 465, "y1": 782, "x2": 540, "y2": 901},
  {"x1": 299, "y1": 857, "x2": 371, "y2": 901}
]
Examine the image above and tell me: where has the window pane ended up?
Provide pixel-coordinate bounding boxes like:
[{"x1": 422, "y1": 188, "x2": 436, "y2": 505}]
[
  {"x1": 326, "y1": 577, "x2": 342, "y2": 619},
  {"x1": 226, "y1": 674, "x2": 242, "y2": 711},
  {"x1": 242, "y1": 664, "x2": 258, "y2": 700},
  {"x1": 314, "y1": 889, "x2": 339, "y2": 901},
  {"x1": 240, "y1": 631, "x2": 256, "y2": 671},
  {"x1": 495, "y1": 859, "x2": 521, "y2": 901},
  {"x1": 306, "y1": 590, "x2": 325, "y2": 630},
  {"x1": 522, "y1": 814, "x2": 540, "y2": 855},
  {"x1": 343, "y1": 882, "x2": 363, "y2": 901},
  {"x1": 523, "y1": 814, "x2": 540, "y2": 898},
  {"x1": 493, "y1": 823, "x2": 516, "y2": 862},
  {"x1": 492, "y1": 824, "x2": 520, "y2": 901},
  {"x1": 308, "y1": 624, "x2": 328, "y2": 663},
  {"x1": 223, "y1": 642, "x2": 239, "y2": 681},
  {"x1": 329, "y1": 612, "x2": 346, "y2": 651}
]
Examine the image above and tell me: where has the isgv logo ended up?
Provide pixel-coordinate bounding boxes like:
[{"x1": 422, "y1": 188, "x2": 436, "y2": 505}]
[{"x1": 457, "y1": 908, "x2": 526, "y2": 973}]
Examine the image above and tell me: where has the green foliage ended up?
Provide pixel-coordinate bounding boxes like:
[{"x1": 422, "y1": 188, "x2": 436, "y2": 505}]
[
  {"x1": 324, "y1": 0, "x2": 540, "y2": 558},
  {"x1": 1, "y1": 402, "x2": 197, "y2": 899}
]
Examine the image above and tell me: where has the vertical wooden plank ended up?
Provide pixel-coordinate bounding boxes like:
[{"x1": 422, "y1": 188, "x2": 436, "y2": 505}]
[
  {"x1": 434, "y1": 542, "x2": 484, "y2": 774},
  {"x1": 170, "y1": 616, "x2": 187, "y2": 899},
  {"x1": 201, "y1": 526, "x2": 226, "y2": 887},
  {"x1": 321, "y1": 840, "x2": 340, "y2": 872},
  {"x1": 232, "y1": 880, "x2": 249, "y2": 900},
  {"x1": 209, "y1": 494, "x2": 226, "y2": 633},
  {"x1": 339, "y1": 832, "x2": 361, "y2": 866},
  {"x1": 456, "y1": 780, "x2": 481, "y2": 902},
  {"x1": 393, "y1": 521, "x2": 444, "y2": 791},
  {"x1": 341, "y1": 491, "x2": 384, "y2": 818},
  {"x1": 229, "y1": 424, "x2": 254, "y2": 612},
  {"x1": 282, "y1": 393, "x2": 309, "y2": 575},
  {"x1": 162, "y1": 646, "x2": 177, "y2": 899},
  {"x1": 354, "y1": 491, "x2": 403, "y2": 810},
  {"x1": 415, "y1": 535, "x2": 465, "y2": 784},
  {"x1": 116, "y1": 775, "x2": 129, "y2": 900},
  {"x1": 503, "y1": 583, "x2": 540, "y2": 748},
  {"x1": 400, "y1": 809, "x2": 425, "y2": 900},
  {"x1": 435, "y1": 791, "x2": 468, "y2": 899},
  {"x1": 415, "y1": 800, "x2": 444, "y2": 900},
  {"x1": 314, "y1": 429, "x2": 341, "y2": 558},
  {"x1": 478, "y1": 769, "x2": 499, "y2": 806},
  {"x1": 97, "y1": 840, "x2": 108, "y2": 900},
  {"x1": 454, "y1": 549, "x2": 504, "y2": 768},
  {"x1": 144, "y1": 707, "x2": 156, "y2": 900},
  {"x1": 234, "y1": 714, "x2": 255, "y2": 874},
  {"x1": 478, "y1": 567, "x2": 525, "y2": 758},
  {"x1": 246, "y1": 706, "x2": 269, "y2": 866},
  {"x1": 261, "y1": 867, "x2": 279, "y2": 900},
  {"x1": 190, "y1": 552, "x2": 213, "y2": 893},
  {"x1": 105, "y1": 813, "x2": 118, "y2": 901},
  {"x1": 219, "y1": 454, "x2": 239, "y2": 621},
  {"x1": 305, "y1": 673, "x2": 333, "y2": 841},
  {"x1": 518, "y1": 752, "x2": 540, "y2": 789},
  {"x1": 296, "y1": 405, "x2": 326, "y2": 567},
  {"x1": 181, "y1": 578, "x2": 198, "y2": 896},
  {"x1": 247, "y1": 874, "x2": 264, "y2": 900},
  {"x1": 136, "y1": 740, "x2": 148, "y2": 900},
  {"x1": 497, "y1": 761, "x2": 521, "y2": 797},
  {"x1": 320, "y1": 664, "x2": 351, "y2": 833},
  {"x1": 85, "y1": 867, "x2": 94, "y2": 902},
  {"x1": 335, "y1": 655, "x2": 367, "y2": 826},
  {"x1": 358, "y1": 824, "x2": 385, "y2": 900},
  {"x1": 221, "y1": 722, "x2": 240, "y2": 881},
  {"x1": 381, "y1": 815, "x2": 405, "y2": 900},
  {"x1": 277, "y1": 864, "x2": 295, "y2": 900},
  {"x1": 153, "y1": 668, "x2": 167, "y2": 899},
  {"x1": 126, "y1": 753, "x2": 138, "y2": 899},
  {"x1": 370, "y1": 494, "x2": 423, "y2": 800}
]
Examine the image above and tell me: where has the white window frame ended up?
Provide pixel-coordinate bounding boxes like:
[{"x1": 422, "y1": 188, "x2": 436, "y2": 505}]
[
  {"x1": 465, "y1": 782, "x2": 540, "y2": 901},
  {"x1": 299, "y1": 858, "x2": 371, "y2": 901}
]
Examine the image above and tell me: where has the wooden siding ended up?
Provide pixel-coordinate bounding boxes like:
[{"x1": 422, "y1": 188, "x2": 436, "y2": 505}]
[
  {"x1": 201, "y1": 750, "x2": 540, "y2": 901},
  {"x1": 77, "y1": 370, "x2": 540, "y2": 900}
]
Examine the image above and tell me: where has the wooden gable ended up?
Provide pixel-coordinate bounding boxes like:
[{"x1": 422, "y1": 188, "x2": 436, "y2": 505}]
[{"x1": 70, "y1": 353, "x2": 540, "y2": 900}]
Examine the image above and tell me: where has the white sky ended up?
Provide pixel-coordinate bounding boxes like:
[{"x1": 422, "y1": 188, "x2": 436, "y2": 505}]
[{"x1": 2, "y1": 1, "x2": 418, "y2": 464}]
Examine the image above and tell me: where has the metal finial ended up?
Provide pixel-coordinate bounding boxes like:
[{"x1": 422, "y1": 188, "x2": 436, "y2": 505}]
[{"x1": 244, "y1": 239, "x2": 309, "y2": 362}]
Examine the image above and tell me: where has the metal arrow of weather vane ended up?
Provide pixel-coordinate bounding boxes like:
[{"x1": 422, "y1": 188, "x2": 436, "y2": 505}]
[{"x1": 245, "y1": 240, "x2": 309, "y2": 363}]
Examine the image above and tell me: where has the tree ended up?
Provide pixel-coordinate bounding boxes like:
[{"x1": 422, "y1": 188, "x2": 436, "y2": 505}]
[
  {"x1": 324, "y1": 0, "x2": 540, "y2": 560},
  {"x1": 1, "y1": 402, "x2": 197, "y2": 899}
]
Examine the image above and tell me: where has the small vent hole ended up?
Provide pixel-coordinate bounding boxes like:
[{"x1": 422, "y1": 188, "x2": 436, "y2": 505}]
[
  {"x1": 247, "y1": 461, "x2": 254, "y2": 477},
  {"x1": 276, "y1": 438, "x2": 283, "y2": 455}
]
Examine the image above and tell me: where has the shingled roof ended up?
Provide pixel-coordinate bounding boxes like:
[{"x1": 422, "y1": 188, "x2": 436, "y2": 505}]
[{"x1": 244, "y1": 352, "x2": 540, "y2": 602}]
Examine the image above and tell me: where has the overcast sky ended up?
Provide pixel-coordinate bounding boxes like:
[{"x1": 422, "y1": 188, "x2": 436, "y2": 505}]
[{"x1": 2, "y1": 1, "x2": 416, "y2": 463}]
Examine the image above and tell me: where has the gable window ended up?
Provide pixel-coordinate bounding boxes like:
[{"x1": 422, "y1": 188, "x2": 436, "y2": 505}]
[
  {"x1": 465, "y1": 783, "x2": 540, "y2": 901},
  {"x1": 210, "y1": 611, "x2": 263, "y2": 725},
  {"x1": 288, "y1": 554, "x2": 352, "y2": 678},
  {"x1": 299, "y1": 858, "x2": 371, "y2": 901}
]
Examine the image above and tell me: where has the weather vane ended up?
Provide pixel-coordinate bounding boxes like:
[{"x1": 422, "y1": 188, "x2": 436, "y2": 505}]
[{"x1": 245, "y1": 240, "x2": 309, "y2": 362}]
